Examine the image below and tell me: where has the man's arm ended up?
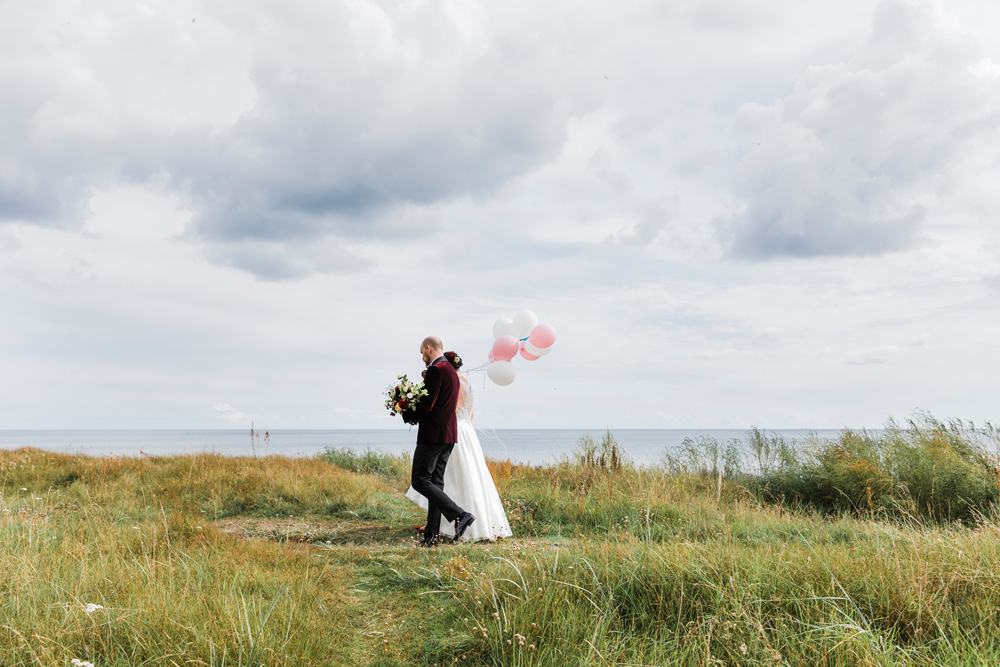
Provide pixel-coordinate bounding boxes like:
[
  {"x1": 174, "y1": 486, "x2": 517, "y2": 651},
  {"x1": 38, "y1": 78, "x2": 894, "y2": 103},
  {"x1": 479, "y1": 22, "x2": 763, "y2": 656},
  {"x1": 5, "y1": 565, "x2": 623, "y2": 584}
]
[{"x1": 406, "y1": 365, "x2": 441, "y2": 422}]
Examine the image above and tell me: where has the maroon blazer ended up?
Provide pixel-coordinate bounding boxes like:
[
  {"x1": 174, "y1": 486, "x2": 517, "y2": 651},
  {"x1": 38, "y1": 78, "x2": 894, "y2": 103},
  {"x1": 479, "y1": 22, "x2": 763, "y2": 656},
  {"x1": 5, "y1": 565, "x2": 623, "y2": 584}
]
[{"x1": 406, "y1": 358, "x2": 459, "y2": 444}]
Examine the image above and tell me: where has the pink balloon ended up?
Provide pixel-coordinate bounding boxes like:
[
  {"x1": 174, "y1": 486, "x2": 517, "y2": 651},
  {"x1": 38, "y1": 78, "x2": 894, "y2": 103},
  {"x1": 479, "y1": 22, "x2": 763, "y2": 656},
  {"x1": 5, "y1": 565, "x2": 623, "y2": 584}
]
[
  {"x1": 491, "y1": 334, "x2": 519, "y2": 362},
  {"x1": 528, "y1": 324, "x2": 557, "y2": 349},
  {"x1": 519, "y1": 347, "x2": 540, "y2": 361}
]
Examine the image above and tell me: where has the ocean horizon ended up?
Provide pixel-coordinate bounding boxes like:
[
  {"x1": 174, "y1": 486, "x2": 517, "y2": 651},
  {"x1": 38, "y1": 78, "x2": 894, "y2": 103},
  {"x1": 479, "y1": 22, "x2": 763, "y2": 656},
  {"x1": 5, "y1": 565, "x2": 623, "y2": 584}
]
[{"x1": 0, "y1": 428, "x2": 849, "y2": 466}]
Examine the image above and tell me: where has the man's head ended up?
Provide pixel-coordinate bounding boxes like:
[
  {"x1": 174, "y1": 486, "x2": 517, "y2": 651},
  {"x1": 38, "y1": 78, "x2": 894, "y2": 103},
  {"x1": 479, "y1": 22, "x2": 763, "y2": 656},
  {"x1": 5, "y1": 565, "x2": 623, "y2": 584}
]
[{"x1": 420, "y1": 336, "x2": 443, "y2": 365}]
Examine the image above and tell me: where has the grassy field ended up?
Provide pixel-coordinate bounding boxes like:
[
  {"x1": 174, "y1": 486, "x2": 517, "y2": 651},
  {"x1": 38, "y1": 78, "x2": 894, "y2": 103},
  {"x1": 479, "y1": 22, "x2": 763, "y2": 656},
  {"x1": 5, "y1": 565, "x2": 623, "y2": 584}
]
[{"x1": 2, "y1": 418, "x2": 1000, "y2": 666}]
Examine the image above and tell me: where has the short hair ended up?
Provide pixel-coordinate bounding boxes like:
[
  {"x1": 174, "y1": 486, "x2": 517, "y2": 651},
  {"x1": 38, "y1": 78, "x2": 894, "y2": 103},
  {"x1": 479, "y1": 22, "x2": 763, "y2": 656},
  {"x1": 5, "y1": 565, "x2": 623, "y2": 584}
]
[{"x1": 421, "y1": 336, "x2": 443, "y2": 351}]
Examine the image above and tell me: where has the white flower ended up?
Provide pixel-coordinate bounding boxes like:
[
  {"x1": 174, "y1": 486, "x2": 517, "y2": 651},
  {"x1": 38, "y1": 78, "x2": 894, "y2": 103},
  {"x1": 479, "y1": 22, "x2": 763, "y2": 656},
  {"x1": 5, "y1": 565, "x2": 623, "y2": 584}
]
[
  {"x1": 20, "y1": 488, "x2": 27, "y2": 491},
  {"x1": 407, "y1": 393, "x2": 413, "y2": 398},
  {"x1": 84, "y1": 603, "x2": 104, "y2": 614},
  {"x1": 71, "y1": 660, "x2": 95, "y2": 667}
]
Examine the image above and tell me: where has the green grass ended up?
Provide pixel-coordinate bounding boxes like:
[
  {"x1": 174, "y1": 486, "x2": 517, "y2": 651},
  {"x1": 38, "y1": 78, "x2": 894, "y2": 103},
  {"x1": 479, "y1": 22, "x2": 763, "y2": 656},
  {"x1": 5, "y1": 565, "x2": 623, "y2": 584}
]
[
  {"x1": 3, "y1": 417, "x2": 1000, "y2": 666},
  {"x1": 664, "y1": 412, "x2": 1000, "y2": 523}
]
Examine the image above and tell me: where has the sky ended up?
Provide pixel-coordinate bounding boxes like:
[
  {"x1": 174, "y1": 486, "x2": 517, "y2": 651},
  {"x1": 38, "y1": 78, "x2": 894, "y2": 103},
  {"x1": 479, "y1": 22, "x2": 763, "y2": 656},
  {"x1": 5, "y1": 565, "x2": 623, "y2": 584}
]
[{"x1": 1, "y1": 0, "x2": 999, "y2": 431}]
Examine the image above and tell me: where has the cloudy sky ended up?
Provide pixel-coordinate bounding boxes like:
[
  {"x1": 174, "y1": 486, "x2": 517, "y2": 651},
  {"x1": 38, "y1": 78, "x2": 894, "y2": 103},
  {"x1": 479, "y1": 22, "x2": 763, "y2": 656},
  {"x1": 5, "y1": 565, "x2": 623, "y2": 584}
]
[{"x1": 1, "y1": 0, "x2": 999, "y2": 430}]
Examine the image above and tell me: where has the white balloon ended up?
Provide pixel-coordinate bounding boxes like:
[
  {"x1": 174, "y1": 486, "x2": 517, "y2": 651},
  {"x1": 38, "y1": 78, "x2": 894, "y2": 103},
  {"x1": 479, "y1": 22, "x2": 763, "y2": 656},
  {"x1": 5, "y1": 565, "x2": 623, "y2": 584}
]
[
  {"x1": 487, "y1": 360, "x2": 516, "y2": 386},
  {"x1": 512, "y1": 310, "x2": 538, "y2": 339},
  {"x1": 524, "y1": 341, "x2": 552, "y2": 357},
  {"x1": 493, "y1": 317, "x2": 516, "y2": 339}
]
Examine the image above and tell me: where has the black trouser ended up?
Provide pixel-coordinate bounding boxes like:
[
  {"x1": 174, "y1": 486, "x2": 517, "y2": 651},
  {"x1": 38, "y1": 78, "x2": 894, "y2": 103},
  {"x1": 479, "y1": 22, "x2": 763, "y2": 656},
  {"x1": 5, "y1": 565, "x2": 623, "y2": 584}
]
[{"x1": 411, "y1": 442, "x2": 464, "y2": 538}]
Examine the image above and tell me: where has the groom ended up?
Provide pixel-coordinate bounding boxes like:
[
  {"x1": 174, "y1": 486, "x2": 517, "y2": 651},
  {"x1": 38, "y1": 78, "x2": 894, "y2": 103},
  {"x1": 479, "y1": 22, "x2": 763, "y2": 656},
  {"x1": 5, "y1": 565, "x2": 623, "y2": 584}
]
[{"x1": 401, "y1": 336, "x2": 475, "y2": 546}]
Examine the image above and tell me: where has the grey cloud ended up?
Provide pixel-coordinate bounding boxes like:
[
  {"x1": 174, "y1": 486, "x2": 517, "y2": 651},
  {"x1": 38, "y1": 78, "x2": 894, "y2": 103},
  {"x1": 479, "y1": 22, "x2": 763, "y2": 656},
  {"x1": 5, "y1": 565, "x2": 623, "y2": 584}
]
[
  {"x1": 609, "y1": 197, "x2": 679, "y2": 246},
  {"x1": 685, "y1": 0, "x2": 764, "y2": 30},
  {"x1": 203, "y1": 239, "x2": 376, "y2": 282},
  {"x1": 723, "y1": 0, "x2": 1000, "y2": 259},
  {"x1": 0, "y1": 0, "x2": 598, "y2": 279},
  {"x1": 844, "y1": 357, "x2": 886, "y2": 366},
  {"x1": 0, "y1": 228, "x2": 20, "y2": 252}
]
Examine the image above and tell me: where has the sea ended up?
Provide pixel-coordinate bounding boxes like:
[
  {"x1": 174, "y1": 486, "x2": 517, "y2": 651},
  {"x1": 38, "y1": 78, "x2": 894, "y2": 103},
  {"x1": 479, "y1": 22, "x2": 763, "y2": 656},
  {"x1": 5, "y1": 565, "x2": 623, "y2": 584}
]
[{"x1": 0, "y1": 428, "x2": 846, "y2": 466}]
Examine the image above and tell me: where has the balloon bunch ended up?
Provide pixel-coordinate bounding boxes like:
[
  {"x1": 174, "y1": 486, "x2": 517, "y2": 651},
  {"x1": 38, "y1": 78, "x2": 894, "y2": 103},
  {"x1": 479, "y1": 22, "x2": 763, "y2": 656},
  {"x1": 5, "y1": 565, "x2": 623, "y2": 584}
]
[{"x1": 486, "y1": 310, "x2": 557, "y2": 386}]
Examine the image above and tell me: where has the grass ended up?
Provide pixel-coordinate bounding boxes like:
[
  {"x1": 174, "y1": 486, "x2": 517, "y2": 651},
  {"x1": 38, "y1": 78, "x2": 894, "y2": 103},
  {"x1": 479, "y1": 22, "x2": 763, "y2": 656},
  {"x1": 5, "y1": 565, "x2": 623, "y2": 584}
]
[
  {"x1": 664, "y1": 412, "x2": 1000, "y2": 523},
  {"x1": 2, "y1": 416, "x2": 1000, "y2": 665}
]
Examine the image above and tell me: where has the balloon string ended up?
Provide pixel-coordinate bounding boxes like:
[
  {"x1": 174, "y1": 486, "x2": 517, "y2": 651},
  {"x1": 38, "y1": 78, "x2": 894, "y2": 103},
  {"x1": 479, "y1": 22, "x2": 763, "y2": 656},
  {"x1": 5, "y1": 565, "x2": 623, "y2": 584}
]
[{"x1": 462, "y1": 365, "x2": 510, "y2": 457}]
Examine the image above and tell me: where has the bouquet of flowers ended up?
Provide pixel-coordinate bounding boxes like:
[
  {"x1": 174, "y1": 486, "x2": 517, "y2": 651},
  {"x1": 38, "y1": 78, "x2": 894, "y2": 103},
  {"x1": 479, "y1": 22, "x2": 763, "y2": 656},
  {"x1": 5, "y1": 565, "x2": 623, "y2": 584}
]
[{"x1": 384, "y1": 374, "x2": 429, "y2": 418}]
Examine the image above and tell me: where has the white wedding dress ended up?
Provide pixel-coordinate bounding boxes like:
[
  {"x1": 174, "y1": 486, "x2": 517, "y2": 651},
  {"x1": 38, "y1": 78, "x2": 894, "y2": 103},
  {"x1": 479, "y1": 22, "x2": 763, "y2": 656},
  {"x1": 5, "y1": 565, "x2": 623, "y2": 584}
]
[{"x1": 406, "y1": 375, "x2": 513, "y2": 541}]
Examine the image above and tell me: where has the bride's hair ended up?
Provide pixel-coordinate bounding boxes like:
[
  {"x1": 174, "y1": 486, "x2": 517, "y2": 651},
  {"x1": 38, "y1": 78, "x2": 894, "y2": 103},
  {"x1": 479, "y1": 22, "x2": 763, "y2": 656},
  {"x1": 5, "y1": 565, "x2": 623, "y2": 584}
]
[{"x1": 444, "y1": 351, "x2": 463, "y2": 370}]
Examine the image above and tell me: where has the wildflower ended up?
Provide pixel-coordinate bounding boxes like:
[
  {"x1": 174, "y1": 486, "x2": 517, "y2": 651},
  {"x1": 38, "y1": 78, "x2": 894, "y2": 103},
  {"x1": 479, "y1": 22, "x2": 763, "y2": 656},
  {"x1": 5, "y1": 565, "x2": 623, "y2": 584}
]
[
  {"x1": 740, "y1": 644, "x2": 747, "y2": 655},
  {"x1": 20, "y1": 488, "x2": 27, "y2": 491},
  {"x1": 529, "y1": 644, "x2": 535, "y2": 650},
  {"x1": 71, "y1": 660, "x2": 95, "y2": 667},
  {"x1": 84, "y1": 603, "x2": 104, "y2": 614}
]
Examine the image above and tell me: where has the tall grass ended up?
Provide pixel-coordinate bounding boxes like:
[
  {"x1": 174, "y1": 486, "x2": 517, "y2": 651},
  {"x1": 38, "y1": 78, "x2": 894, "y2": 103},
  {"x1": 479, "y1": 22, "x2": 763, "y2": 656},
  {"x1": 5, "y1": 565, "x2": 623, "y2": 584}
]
[
  {"x1": 665, "y1": 413, "x2": 1000, "y2": 522},
  {"x1": 0, "y1": 449, "x2": 416, "y2": 666},
  {"x1": 5, "y1": 414, "x2": 1000, "y2": 666},
  {"x1": 0, "y1": 449, "x2": 406, "y2": 520},
  {"x1": 317, "y1": 447, "x2": 411, "y2": 491},
  {"x1": 421, "y1": 510, "x2": 1000, "y2": 665}
]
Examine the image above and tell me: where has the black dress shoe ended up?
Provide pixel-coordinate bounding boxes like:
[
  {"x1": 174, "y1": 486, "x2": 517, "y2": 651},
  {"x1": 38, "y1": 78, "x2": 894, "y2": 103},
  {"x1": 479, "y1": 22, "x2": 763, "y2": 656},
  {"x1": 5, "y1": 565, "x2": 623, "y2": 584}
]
[{"x1": 452, "y1": 513, "x2": 475, "y2": 543}]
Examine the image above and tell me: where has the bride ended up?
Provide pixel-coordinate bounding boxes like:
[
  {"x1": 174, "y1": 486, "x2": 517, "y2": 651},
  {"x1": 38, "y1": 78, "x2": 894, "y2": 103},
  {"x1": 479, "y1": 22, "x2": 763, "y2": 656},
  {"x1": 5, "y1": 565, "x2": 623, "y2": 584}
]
[{"x1": 406, "y1": 351, "x2": 512, "y2": 542}]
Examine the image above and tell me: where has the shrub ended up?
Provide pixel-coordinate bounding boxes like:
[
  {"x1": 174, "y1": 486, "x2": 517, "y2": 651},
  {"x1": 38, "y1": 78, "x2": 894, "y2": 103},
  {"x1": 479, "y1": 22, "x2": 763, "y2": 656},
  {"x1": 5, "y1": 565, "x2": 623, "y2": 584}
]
[{"x1": 735, "y1": 414, "x2": 1000, "y2": 522}]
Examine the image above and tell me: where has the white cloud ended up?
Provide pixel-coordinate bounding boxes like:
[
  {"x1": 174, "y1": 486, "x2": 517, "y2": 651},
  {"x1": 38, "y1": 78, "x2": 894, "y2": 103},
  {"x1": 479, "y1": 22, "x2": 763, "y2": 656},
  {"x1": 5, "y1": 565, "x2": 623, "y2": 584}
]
[
  {"x1": 212, "y1": 402, "x2": 252, "y2": 425},
  {"x1": 725, "y1": 0, "x2": 1000, "y2": 258},
  {"x1": 968, "y1": 57, "x2": 1000, "y2": 79}
]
